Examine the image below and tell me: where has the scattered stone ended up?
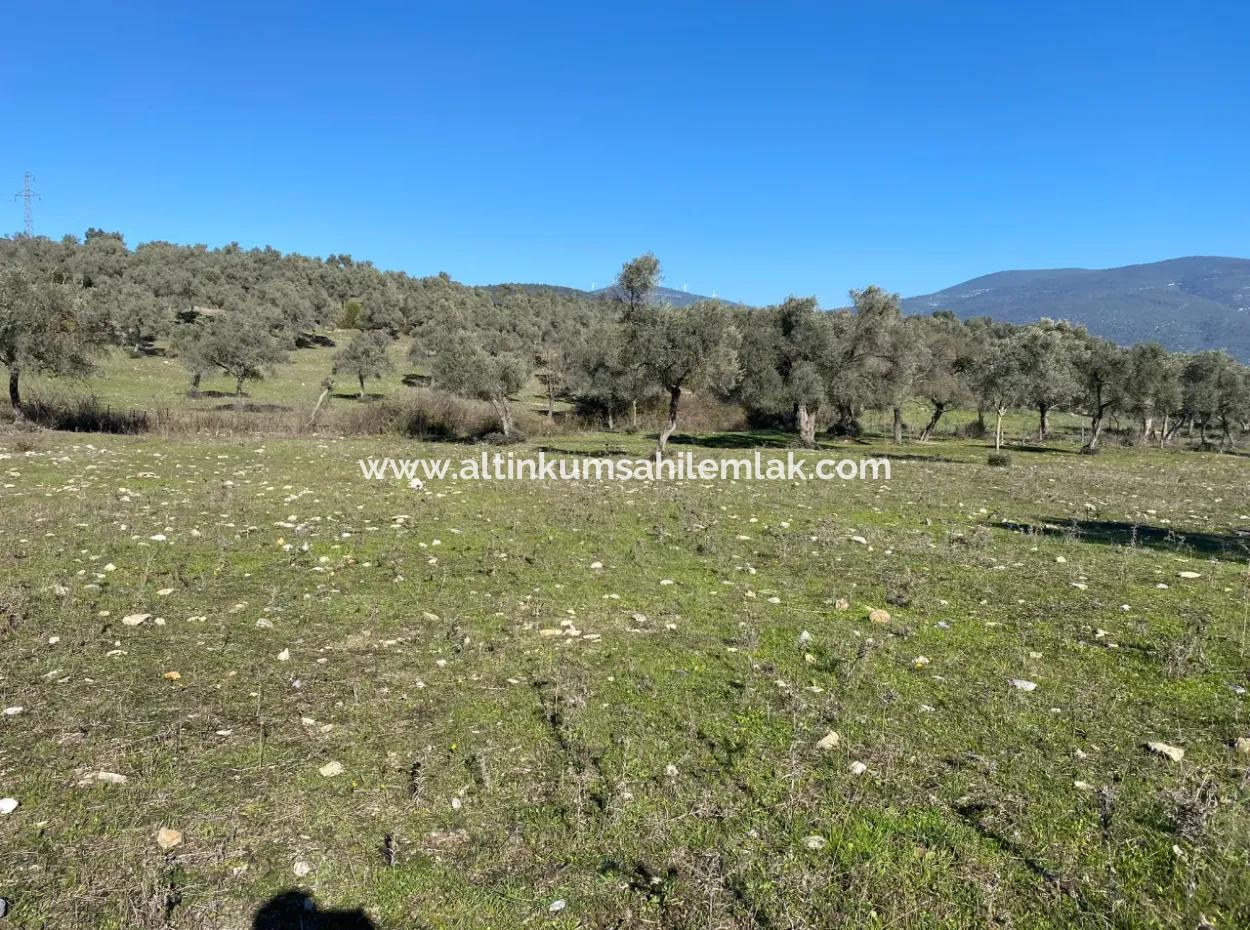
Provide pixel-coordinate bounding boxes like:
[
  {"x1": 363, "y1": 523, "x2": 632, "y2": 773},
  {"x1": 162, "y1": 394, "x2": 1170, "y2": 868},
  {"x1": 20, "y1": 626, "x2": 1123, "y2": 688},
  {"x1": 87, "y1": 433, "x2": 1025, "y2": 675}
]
[
  {"x1": 848, "y1": 760, "x2": 868, "y2": 776},
  {"x1": 277, "y1": 648, "x2": 291, "y2": 662},
  {"x1": 1177, "y1": 571, "x2": 1202, "y2": 579},
  {"x1": 549, "y1": 899, "x2": 567, "y2": 913},
  {"x1": 1233, "y1": 737, "x2": 1250, "y2": 755},
  {"x1": 293, "y1": 861, "x2": 312, "y2": 878},
  {"x1": 803, "y1": 835, "x2": 827, "y2": 849},
  {"x1": 816, "y1": 731, "x2": 841, "y2": 751},
  {"x1": 3, "y1": 706, "x2": 23, "y2": 716},
  {"x1": 80, "y1": 771, "x2": 128, "y2": 786},
  {"x1": 834, "y1": 598, "x2": 850, "y2": 611},
  {"x1": 1146, "y1": 741, "x2": 1185, "y2": 762},
  {"x1": 121, "y1": 613, "x2": 151, "y2": 627},
  {"x1": 912, "y1": 656, "x2": 930, "y2": 669},
  {"x1": 319, "y1": 761, "x2": 344, "y2": 777},
  {"x1": 0, "y1": 798, "x2": 18, "y2": 815},
  {"x1": 163, "y1": 671, "x2": 181, "y2": 681},
  {"x1": 155, "y1": 827, "x2": 183, "y2": 850},
  {"x1": 868, "y1": 608, "x2": 891, "y2": 624},
  {"x1": 1009, "y1": 679, "x2": 1038, "y2": 692}
]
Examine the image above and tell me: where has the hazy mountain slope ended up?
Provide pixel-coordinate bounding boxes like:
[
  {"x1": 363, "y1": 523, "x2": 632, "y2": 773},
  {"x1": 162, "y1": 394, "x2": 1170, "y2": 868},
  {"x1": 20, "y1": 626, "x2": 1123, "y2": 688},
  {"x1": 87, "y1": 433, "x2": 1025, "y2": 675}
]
[
  {"x1": 903, "y1": 257, "x2": 1250, "y2": 359},
  {"x1": 485, "y1": 282, "x2": 732, "y2": 308}
]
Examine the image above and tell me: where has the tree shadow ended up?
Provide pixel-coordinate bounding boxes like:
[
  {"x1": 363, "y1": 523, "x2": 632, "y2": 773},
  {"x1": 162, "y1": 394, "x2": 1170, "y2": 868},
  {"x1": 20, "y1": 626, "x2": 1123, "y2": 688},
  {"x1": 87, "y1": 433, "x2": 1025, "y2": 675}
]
[
  {"x1": 996, "y1": 444, "x2": 1080, "y2": 455},
  {"x1": 997, "y1": 518, "x2": 1250, "y2": 560},
  {"x1": 668, "y1": 431, "x2": 800, "y2": 450},
  {"x1": 252, "y1": 890, "x2": 376, "y2": 929},
  {"x1": 212, "y1": 402, "x2": 292, "y2": 413}
]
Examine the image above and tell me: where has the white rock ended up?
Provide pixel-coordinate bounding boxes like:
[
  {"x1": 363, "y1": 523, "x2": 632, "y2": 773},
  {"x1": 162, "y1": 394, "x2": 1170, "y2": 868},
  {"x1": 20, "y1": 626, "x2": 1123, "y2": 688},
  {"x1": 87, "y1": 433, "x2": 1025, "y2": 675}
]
[
  {"x1": 848, "y1": 760, "x2": 868, "y2": 775},
  {"x1": 3, "y1": 706, "x2": 23, "y2": 716},
  {"x1": 0, "y1": 798, "x2": 17, "y2": 815},
  {"x1": 85, "y1": 771, "x2": 128, "y2": 785},
  {"x1": 121, "y1": 613, "x2": 151, "y2": 627},
  {"x1": 1147, "y1": 741, "x2": 1185, "y2": 762},
  {"x1": 293, "y1": 860, "x2": 312, "y2": 877},
  {"x1": 549, "y1": 899, "x2": 567, "y2": 913},
  {"x1": 1177, "y1": 571, "x2": 1202, "y2": 579},
  {"x1": 1009, "y1": 679, "x2": 1038, "y2": 692},
  {"x1": 803, "y1": 835, "x2": 826, "y2": 849},
  {"x1": 277, "y1": 648, "x2": 291, "y2": 662},
  {"x1": 816, "y1": 731, "x2": 841, "y2": 751},
  {"x1": 155, "y1": 827, "x2": 184, "y2": 850},
  {"x1": 318, "y1": 761, "x2": 344, "y2": 777}
]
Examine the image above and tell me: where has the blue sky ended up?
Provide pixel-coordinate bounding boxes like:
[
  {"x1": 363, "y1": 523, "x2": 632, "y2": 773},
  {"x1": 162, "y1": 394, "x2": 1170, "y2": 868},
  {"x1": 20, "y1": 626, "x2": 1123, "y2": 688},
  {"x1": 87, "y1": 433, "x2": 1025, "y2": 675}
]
[{"x1": 2, "y1": 1, "x2": 1247, "y2": 306}]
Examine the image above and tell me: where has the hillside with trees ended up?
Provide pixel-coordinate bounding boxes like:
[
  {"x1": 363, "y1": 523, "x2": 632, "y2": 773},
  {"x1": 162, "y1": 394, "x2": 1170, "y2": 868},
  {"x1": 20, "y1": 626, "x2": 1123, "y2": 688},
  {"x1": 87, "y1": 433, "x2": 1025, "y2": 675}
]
[{"x1": 2, "y1": 232, "x2": 1248, "y2": 453}]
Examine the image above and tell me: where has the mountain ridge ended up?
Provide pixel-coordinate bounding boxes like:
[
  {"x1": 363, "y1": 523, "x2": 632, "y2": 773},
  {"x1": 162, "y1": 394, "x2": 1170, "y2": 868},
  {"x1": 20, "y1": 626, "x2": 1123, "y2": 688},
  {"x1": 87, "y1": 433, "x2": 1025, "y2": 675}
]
[{"x1": 902, "y1": 255, "x2": 1250, "y2": 359}]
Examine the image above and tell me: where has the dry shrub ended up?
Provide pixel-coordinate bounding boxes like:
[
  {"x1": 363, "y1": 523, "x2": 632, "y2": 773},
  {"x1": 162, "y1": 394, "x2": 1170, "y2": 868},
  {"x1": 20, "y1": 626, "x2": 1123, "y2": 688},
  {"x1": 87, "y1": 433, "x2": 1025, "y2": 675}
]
[
  {"x1": 334, "y1": 389, "x2": 501, "y2": 441},
  {"x1": 663, "y1": 392, "x2": 746, "y2": 433}
]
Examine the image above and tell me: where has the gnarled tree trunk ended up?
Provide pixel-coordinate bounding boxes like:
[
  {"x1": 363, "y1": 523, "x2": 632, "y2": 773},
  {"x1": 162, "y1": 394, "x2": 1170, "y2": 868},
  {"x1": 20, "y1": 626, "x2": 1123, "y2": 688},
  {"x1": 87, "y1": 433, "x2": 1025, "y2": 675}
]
[
  {"x1": 919, "y1": 402, "x2": 945, "y2": 442},
  {"x1": 1038, "y1": 403, "x2": 1050, "y2": 439},
  {"x1": 892, "y1": 406, "x2": 904, "y2": 443},
  {"x1": 8, "y1": 368, "x2": 23, "y2": 420},
  {"x1": 656, "y1": 385, "x2": 681, "y2": 457},
  {"x1": 796, "y1": 402, "x2": 817, "y2": 448},
  {"x1": 491, "y1": 398, "x2": 514, "y2": 437}
]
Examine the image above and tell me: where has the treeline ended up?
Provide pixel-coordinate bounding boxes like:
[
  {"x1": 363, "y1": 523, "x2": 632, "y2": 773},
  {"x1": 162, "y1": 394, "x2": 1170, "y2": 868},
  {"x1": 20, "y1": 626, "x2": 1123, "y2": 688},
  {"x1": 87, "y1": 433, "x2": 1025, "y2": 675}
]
[{"x1": 2, "y1": 234, "x2": 1248, "y2": 452}]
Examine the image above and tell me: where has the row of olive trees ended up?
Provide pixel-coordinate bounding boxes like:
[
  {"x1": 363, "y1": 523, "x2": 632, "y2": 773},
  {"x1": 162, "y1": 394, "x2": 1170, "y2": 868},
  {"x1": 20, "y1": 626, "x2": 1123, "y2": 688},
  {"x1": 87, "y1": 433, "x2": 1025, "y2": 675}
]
[{"x1": 408, "y1": 252, "x2": 1250, "y2": 453}]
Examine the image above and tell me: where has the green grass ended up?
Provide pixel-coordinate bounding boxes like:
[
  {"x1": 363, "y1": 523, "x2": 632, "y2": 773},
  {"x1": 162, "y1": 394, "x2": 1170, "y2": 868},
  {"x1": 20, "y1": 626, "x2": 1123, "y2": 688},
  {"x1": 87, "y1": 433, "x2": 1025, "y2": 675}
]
[{"x1": 1, "y1": 425, "x2": 1248, "y2": 928}]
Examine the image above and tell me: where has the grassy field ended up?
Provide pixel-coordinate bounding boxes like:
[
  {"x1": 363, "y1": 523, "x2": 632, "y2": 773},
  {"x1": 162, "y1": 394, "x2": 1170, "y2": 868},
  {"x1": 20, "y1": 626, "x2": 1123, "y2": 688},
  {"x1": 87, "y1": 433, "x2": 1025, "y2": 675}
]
[{"x1": 1, "y1": 423, "x2": 1248, "y2": 929}]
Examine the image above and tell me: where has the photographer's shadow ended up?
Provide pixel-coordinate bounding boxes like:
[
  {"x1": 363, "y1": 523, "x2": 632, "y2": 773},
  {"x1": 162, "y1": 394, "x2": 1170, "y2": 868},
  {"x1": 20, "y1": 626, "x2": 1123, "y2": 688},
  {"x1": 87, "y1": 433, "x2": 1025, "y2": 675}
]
[{"x1": 252, "y1": 890, "x2": 376, "y2": 929}]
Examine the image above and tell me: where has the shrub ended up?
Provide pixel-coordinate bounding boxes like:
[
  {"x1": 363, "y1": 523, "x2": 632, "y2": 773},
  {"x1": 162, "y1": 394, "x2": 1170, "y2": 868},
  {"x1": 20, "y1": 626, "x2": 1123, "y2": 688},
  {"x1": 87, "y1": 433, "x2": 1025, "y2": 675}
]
[
  {"x1": 20, "y1": 396, "x2": 149, "y2": 434},
  {"x1": 987, "y1": 451, "x2": 1012, "y2": 467}
]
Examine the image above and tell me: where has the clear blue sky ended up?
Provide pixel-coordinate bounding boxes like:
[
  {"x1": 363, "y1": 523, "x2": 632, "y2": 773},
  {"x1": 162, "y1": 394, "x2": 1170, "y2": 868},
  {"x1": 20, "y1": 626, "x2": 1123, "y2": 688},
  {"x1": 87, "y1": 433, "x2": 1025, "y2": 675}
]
[{"x1": 3, "y1": 1, "x2": 1247, "y2": 306}]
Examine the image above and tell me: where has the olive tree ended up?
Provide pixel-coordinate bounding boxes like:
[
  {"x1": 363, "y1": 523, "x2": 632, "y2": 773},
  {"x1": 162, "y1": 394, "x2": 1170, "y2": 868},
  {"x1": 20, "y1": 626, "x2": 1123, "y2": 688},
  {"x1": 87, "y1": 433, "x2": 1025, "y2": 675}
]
[
  {"x1": 623, "y1": 300, "x2": 739, "y2": 455},
  {"x1": 421, "y1": 331, "x2": 531, "y2": 437},
  {"x1": 0, "y1": 267, "x2": 102, "y2": 418},
  {"x1": 568, "y1": 320, "x2": 656, "y2": 430},
  {"x1": 175, "y1": 313, "x2": 286, "y2": 396},
  {"x1": 1123, "y1": 342, "x2": 1183, "y2": 444},
  {"x1": 332, "y1": 329, "x2": 394, "y2": 398},
  {"x1": 612, "y1": 252, "x2": 662, "y2": 318},
  {"x1": 1072, "y1": 336, "x2": 1131, "y2": 451},
  {"x1": 736, "y1": 296, "x2": 831, "y2": 447},
  {"x1": 1013, "y1": 322, "x2": 1081, "y2": 439}
]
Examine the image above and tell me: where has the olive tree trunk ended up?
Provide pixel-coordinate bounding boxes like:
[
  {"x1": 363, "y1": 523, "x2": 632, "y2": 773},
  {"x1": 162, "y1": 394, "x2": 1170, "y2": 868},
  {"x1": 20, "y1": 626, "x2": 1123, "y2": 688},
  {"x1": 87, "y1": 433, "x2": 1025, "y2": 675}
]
[
  {"x1": 796, "y1": 402, "x2": 817, "y2": 448},
  {"x1": 919, "y1": 402, "x2": 945, "y2": 442},
  {"x1": 656, "y1": 386, "x2": 681, "y2": 457},
  {"x1": 8, "y1": 368, "x2": 23, "y2": 421}
]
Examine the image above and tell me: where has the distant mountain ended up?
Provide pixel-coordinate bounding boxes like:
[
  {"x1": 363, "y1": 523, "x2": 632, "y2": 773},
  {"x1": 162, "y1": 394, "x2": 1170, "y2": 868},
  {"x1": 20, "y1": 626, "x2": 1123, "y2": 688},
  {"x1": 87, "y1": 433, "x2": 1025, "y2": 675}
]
[
  {"x1": 484, "y1": 282, "x2": 738, "y2": 308},
  {"x1": 590, "y1": 284, "x2": 742, "y2": 308},
  {"x1": 903, "y1": 257, "x2": 1250, "y2": 360}
]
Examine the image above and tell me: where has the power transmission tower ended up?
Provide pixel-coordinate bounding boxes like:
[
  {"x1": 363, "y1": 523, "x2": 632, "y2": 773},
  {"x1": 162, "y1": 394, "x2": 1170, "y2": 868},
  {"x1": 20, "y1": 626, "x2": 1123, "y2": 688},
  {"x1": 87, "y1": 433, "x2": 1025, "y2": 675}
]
[{"x1": 14, "y1": 172, "x2": 39, "y2": 236}]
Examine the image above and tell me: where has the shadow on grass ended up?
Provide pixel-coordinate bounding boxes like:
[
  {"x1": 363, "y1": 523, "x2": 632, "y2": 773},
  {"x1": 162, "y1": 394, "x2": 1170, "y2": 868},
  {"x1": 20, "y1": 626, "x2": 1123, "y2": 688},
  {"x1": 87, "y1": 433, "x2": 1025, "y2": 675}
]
[
  {"x1": 998, "y1": 518, "x2": 1250, "y2": 559},
  {"x1": 668, "y1": 431, "x2": 806, "y2": 450},
  {"x1": 212, "y1": 402, "x2": 292, "y2": 413},
  {"x1": 252, "y1": 890, "x2": 375, "y2": 929},
  {"x1": 997, "y1": 444, "x2": 1081, "y2": 455}
]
